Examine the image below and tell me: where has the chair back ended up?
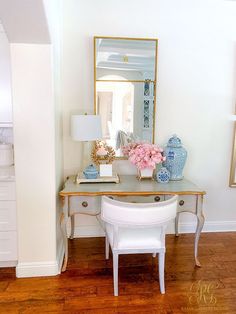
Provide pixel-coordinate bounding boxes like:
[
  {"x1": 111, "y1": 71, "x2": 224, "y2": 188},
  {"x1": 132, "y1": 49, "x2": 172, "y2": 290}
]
[{"x1": 101, "y1": 195, "x2": 178, "y2": 227}]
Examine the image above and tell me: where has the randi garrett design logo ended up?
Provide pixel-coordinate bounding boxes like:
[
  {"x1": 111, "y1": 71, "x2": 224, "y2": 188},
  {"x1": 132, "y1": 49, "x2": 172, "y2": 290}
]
[{"x1": 188, "y1": 280, "x2": 219, "y2": 306}]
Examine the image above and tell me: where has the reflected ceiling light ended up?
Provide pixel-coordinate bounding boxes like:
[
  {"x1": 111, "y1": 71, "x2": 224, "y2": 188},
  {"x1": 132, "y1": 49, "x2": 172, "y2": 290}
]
[{"x1": 123, "y1": 55, "x2": 129, "y2": 63}]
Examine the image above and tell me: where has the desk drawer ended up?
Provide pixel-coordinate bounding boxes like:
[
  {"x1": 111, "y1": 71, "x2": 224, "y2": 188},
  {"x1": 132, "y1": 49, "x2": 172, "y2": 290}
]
[
  {"x1": 164, "y1": 195, "x2": 197, "y2": 213},
  {"x1": 69, "y1": 196, "x2": 101, "y2": 216},
  {"x1": 108, "y1": 195, "x2": 165, "y2": 203},
  {"x1": 0, "y1": 231, "x2": 17, "y2": 261},
  {"x1": 0, "y1": 201, "x2": 17, "y2": 231},
  {"x1": 177, "y1": 195, "x2": 197, "y2": 214},
  {"x1": 0, "y1": 182, "x2": 16, "y2": 200}
]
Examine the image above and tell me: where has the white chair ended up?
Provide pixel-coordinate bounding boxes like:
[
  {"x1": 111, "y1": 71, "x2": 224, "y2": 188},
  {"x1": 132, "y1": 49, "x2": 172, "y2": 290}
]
[{"x1": 101, "y1": 195, "x2": 178, "y2": 296}]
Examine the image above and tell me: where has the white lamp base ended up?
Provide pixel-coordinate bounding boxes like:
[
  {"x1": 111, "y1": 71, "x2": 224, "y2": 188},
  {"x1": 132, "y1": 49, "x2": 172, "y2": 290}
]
[{"x1": 82, "y1": 141, "x2": 93, "y2": 171}]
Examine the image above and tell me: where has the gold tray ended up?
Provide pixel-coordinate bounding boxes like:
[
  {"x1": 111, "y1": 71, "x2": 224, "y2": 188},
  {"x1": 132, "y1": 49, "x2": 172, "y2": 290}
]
[{"x1": 76, "y1": 172, "x2": 119, "y2": 184}]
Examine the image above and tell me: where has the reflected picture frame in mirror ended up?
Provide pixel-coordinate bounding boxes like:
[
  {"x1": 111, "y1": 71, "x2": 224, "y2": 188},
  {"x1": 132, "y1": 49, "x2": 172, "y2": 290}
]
[{"x1": 94, "y1": 36, "x2": 158, "y2": 159}]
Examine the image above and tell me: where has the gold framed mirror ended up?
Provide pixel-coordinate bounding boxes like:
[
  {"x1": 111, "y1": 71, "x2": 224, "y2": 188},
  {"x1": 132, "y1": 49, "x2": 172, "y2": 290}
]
[{"x1": 94, "y1": 36, "x2": 158, "y2": 158}]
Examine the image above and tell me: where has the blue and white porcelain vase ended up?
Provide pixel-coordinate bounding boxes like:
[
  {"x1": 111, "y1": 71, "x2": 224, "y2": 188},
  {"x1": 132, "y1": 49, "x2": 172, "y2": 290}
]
[
  {"x1": 156, "y1": 167, "x2": 170, "y2": 183},
  {"x1": 163, "y1": 135, "x2": 187, "y2": 181},
  {"x1": 83, "y1": 164, "x2": 99, "y2": 179}
]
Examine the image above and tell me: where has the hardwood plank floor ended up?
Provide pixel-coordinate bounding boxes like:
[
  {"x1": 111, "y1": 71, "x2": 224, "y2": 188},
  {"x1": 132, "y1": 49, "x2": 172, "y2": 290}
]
[{"x1": 0, "y1": 232, "x2": 236, "y2": 313}]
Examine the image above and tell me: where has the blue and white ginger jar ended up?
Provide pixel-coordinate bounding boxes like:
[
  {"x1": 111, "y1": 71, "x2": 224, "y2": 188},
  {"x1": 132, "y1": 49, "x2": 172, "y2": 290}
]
[
  {"x1": 83, "y1": 164, "x2": 99, "y2": 179},
  {"x1": 156, "y1": 167, "x2": 170, "y2": 183},
  {"x1": 163, "y1": 135, "x2": 187, "y2": 181}
]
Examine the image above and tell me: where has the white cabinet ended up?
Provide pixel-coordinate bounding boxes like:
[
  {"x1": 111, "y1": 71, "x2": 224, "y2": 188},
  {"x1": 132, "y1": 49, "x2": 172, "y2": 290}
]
[
  {"x1": 0, "y1": 201, "x2": 17, "y2": 231},
  {"x1": 0, "y1": 25, "x2": 13, "y2": 126},
  {"x1": 0, "y1": 181, "x2": 16, "y2": 200},
  {"x1": 0, "y1": 180, "x2": 17, "y2": 266},
  {"x1": 0, "y1": 231, "x2": 17, "y2": 261}
]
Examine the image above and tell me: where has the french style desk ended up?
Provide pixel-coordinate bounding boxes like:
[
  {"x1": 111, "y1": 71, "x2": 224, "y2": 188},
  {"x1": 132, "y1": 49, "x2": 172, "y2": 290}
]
[{"x1": 59, "y1": 175, "x2": 206, "y2": 272}]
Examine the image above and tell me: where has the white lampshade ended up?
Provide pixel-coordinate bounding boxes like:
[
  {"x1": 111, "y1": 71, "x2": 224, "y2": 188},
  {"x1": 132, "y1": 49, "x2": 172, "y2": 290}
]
[{"x1": 71, "y1": 115, "x2": 102, "y2": 141}]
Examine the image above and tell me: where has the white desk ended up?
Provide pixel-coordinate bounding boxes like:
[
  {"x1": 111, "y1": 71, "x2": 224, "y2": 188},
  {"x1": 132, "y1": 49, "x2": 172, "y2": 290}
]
[{"x1": 59, "y1": 175, "x2": 206, "y2": 272}]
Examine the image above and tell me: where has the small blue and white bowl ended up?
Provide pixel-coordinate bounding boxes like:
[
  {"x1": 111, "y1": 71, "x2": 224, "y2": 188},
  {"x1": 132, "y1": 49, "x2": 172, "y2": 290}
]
[{"x1": 83, "y1": 164, "x2": 99, "y2": 179}]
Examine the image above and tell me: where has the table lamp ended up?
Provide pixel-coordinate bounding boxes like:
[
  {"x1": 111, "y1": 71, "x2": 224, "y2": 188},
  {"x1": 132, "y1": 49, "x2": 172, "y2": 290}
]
[{"x1": 71, "y1": 114, "x2": 102, "y2": 172}]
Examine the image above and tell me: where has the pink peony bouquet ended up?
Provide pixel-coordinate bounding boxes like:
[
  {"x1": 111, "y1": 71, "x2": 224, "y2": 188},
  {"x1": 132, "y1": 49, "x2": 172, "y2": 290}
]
[{"x1": 122, "y1": 142, "x2": 166, "y2": 170}]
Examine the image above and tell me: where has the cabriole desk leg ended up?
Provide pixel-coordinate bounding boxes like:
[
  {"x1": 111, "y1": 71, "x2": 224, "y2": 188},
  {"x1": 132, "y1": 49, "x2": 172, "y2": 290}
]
[
  {"x1": 194, "y1": 195, "x2": 205, "y2": 267},
  {"x1": 70, "y1": 214, "x2": 75, "y2": 239},
  {"x1": 60, "y1": 196, "x2": 69, "y2": 272}
]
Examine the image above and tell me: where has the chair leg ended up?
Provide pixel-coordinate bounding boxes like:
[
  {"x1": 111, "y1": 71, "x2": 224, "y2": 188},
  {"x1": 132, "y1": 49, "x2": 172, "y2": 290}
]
[
  {"x1": 113, "y1": 252, "x2": 119, "y2": 296},
  {"x1": 175, "y1": 213, "x2": 180, "y2": 237},
  {"x1": 105, "y1": 235, "x2": 109, "y2": 260},
  {"x1": 159, "y1": 252, "x2": 165, "y2": 294}
]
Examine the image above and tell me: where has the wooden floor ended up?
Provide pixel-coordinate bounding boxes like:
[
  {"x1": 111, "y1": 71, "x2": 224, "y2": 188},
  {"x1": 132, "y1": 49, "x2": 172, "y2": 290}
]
[{"x1": 0, "y1": 232, "x2": 236, "y2": 313}]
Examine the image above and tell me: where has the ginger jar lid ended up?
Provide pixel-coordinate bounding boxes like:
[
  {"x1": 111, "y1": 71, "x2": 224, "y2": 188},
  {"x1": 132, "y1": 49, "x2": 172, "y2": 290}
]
[
  {"x1": 84, "y1": 164, "x2": 98, "y2": 175},
  {"x1": 167, "y1": 134, "x2": 182, "y2": 148}
]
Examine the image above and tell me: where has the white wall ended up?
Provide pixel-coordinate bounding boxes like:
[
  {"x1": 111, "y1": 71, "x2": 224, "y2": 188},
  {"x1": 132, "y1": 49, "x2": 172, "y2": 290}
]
[
  {"x1": 0, "y1": 0, "x2": 50, "y2": 44},
  {"x1": 0, "y1": 0, "x2": 64, "y2": 277},
  {"x1": 11, "y1": 44, "x2": 58, "y2": 276},
  {"x1": 0, "y1": 22, "x2": 13, "y2": 144},
  {"x1": 62, "y1": 0, "x2": 236, "y2": 235},
  {"x1": 0, "y1": 22, "x2": 12, "y2": 124},
  {"x1": 43, "y1": 0, "x2": 64, "y2": 274}
]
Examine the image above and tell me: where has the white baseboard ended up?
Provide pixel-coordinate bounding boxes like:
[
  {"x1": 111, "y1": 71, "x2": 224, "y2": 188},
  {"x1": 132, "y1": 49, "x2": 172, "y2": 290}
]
[
  {"x1": 74, "y1": 224, "x2": 105, "y2": 238},
  {"x1": 72, "y1": 220, "x2": 236, "y2": 238},
  {"x1": 202, "y1": 220, "x2": 236, "y2": 232},
  {"x1": 15, "y1": 220, "x2": 236, "y2": 278},
  {"x1": 175, "y1": 220, "x2": 236, "y2": 233},
  {"x1": 0, "y1": 260, "x2": 17, "y2": 268},
  {"x1": 16, "y1": 260, "x2": 59, "y2": 278},
  {"x1": 16, "y1": 242, "x2": 64, "y2": 278}
]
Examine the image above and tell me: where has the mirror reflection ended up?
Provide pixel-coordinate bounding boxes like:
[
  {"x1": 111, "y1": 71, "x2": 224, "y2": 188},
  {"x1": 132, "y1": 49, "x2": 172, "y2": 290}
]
[{"x1": 94, "y1": 37, "x2": 158, "y2": 157}]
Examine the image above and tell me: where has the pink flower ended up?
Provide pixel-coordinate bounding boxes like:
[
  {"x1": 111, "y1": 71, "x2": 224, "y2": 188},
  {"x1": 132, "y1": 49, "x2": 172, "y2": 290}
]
[{"x1": 122, "y1": 142, "x2": 165, "y2": 170}]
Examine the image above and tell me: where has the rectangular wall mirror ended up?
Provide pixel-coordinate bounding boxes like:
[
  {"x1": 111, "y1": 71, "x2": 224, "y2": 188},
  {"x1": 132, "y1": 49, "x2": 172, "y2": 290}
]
[{"x1": 94, "y1": 36, "x2": 158, "y2": 158}]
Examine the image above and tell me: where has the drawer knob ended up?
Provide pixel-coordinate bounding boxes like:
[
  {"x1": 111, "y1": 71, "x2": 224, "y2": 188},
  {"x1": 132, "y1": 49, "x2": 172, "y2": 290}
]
[
  {"x1": 179, "y1": 200, "x2": 185, "y2": 206},
  {"x1": 108, "y1": 196, "x2": 114, "y2": 199},
  {"x1": 82, "y1": 201, "x2": 88, "y2": 207},
  {"x1": 154, "y1": 196, "x2": 161, "y2": 202}
]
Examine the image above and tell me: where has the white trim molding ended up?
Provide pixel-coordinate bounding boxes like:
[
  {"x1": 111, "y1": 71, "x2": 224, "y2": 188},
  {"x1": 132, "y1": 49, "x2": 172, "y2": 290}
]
[
  {"x1": 202, "y1": 220, "x2": 236, "y2": 232},
  {"x1": 72, "y1": 220, "x2": 236, "y2": 238},
  {"x1": 15, "y1": 220, "x2": 236, "y2": 278},
  {"x1": 74, "y1": 225, "x2": 105, "y2": 238},
  {"x1": 175, "y1": 220, "x2": 236, "y2": 233},
  {"x1": 0, "y1": 260, "x2": 17, "y2": 268},
  {"x1": 16, "y1": 260, "x2": 59, "y2": 278}
]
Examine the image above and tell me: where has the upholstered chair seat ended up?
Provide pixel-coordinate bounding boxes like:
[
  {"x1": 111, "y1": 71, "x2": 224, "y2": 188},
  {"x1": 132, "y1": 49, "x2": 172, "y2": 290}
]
[{"x1": 105, "y1": 224, "x2": 162, "y2": 249}]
